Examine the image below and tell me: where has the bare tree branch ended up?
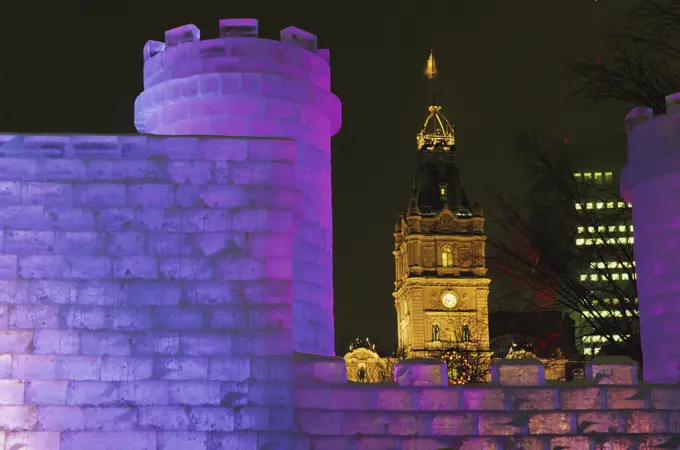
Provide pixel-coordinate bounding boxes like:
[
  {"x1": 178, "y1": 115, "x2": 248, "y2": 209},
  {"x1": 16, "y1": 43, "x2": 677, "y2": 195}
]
[
  {"x1": 567, "y1": 0, "x2": 680, "y2": 114},
  {"x1": 489, "y1": 133, "x2": 639, "y2": 361}
]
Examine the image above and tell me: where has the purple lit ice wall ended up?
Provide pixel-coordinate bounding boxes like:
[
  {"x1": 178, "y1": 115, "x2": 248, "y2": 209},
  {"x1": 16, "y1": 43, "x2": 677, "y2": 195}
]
[
  {"x1": 135, "y1": 20, "x2": 341, "y2": 356},
  {"x1": 0, "y1": 133, "x2": 305, "y2": 449},
  {"x1": 622, "y1": 93, "x2": 680, "y2": 384}
]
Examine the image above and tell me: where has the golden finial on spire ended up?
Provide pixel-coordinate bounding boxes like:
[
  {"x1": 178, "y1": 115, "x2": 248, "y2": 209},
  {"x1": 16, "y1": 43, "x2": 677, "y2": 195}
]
[
  {"x1": 424, "y1": 49, "x2": 437, "y2": 80},
  {"x1": 424, "y1": 49, "x2": 439, "y2": 109}
]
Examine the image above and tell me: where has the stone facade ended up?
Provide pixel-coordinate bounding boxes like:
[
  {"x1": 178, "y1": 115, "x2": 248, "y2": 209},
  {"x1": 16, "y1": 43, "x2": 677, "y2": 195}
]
[{"x1": 394, "y1": 205, "x2": 491, "y2": 360}]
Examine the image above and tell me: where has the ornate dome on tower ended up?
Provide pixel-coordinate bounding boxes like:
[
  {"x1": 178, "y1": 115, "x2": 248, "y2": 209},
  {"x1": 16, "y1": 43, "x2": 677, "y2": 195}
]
[{"x1": 417, "y1": 105, "x2": 455, "y2": 151}]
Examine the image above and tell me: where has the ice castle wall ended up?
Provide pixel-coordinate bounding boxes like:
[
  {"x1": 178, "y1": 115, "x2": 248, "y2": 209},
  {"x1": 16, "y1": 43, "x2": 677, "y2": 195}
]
[
  {"x1": 0, "y1": 18, "x2": 340, "y2": 449},
  {"x1": 0, "y1": 133, "x2": 307, "y2": 449},
  {"x1": 0, "y1": 16, "x2": 678, "y2": 450}
]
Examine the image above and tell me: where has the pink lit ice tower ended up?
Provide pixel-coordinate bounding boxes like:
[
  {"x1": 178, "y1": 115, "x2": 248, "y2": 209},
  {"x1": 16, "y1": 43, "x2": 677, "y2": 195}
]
[
  {"x1": 621, "y1": 93, "x2": 680, "y2": 383},
  {"x1": 135, "y1": 20, "x2": 341, "y2": 356}
]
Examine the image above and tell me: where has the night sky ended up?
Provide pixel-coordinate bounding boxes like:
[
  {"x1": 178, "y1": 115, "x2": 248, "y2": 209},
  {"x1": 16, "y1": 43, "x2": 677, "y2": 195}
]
[{"x1": 0, "y1": 0, "x2": 638, "y2": 355}]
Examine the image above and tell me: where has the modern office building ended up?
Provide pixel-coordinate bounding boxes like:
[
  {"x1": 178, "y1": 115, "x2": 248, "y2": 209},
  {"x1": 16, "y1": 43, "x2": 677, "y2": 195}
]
[{"x1": 572, "y1": 170, "x2": 638, "y2": 357}]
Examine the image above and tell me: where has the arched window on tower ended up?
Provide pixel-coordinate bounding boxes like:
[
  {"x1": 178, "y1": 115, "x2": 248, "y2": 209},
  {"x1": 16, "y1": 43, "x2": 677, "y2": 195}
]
[
  {"x1": 432, "y1": 324, "x2": 440, "y2": 342},
  {"x1": 441, "y1": 246, "x2": 453, "y2": 268},
  {"x1": 461, "y1": 325, "x2": 470, "y2": 342}
]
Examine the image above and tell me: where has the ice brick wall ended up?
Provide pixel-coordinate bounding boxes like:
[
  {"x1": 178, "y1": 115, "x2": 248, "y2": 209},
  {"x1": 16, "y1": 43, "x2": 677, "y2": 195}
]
[
  {"x1": 0, "y1": 134, "x2": 301, "y2": 449},
  {"x1": 294, "y1": 356, "x2": 680, "y2": 450},
  {"x1": 621, "y1": 92, "x2": 680, "y2": 384},
  {"x1": 134, "y1": 20, "x2": 342, "y2": 356}
]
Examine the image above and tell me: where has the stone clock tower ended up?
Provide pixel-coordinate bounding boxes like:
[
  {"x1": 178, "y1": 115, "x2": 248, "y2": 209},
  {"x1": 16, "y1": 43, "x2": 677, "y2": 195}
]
[{"x1": 393, "y1": 104, "x2": 491, "y2": 359}]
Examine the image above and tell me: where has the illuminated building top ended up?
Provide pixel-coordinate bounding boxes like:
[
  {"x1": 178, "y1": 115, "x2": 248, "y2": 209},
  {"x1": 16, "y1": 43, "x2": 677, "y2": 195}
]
[
  {"x1": 408, "y1": 103, "x2": 471, "y2": 217},
  {"x1": 417, "y1": 105, "x2": 455, "y2": 151}
]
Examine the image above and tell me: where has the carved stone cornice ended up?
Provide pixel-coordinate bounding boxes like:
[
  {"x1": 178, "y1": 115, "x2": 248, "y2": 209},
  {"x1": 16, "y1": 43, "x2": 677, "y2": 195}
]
[
  {"x1": 407, "y1": 287, "x2": 423, "y2": 299},
  {"x1": 406, "y1": 234, "x2": 487, "y2": 242},
  {"x1": 404, "y1": 277, "x2": 491, "y2": 288},
  {"x1": 401, "y1": 214, "x2": 487, "y2": 237}
]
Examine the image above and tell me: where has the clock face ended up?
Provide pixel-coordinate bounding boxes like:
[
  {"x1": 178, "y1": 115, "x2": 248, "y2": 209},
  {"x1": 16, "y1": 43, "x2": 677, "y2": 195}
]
[{"x1": 442, "y1": 292, "x2": 458, "y2": 309}]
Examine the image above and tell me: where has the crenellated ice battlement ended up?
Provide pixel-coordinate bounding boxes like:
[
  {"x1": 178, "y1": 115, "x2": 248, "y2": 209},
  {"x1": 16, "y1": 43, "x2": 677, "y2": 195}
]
[
  {"x1": 154, "y1": 20, "x2": 321, "y2": 55},
  {"x1": 625, "y1": 92, "x2": 680, "y2": 134},
  {"x1": 621, "y1": 93, "x2": 680, "y2": 201},
  {"x1": 135, "y1": 19, "x2": 340, "y2": 141},
  {"x1": 141, "y1": 20, "x2": 330, "y2": 92}
]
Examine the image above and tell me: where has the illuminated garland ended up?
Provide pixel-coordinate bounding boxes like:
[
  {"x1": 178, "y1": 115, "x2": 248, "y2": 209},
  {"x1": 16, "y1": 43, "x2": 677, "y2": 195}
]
[{"x1": 441, "y1": 349, "x2": 472, "y2": 384}]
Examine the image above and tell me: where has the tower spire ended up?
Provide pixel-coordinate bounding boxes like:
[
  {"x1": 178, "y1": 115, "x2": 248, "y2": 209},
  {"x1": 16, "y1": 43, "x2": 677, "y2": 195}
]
[
  {"x1": 418, "y1": 49, "x2": 454, "y2": 151},
  {"x1": 425, "y1": 49, "x2": 438, "y2": 106}
]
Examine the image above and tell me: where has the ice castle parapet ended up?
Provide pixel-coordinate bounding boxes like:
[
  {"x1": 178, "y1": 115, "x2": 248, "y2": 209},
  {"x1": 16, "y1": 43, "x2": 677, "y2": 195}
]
[
  {"x1": 621, "y1": 92, "x2": 680, "y2": 383},
  {"x1": 293, "y1": 355, "x2": 680, "y2": 448}
]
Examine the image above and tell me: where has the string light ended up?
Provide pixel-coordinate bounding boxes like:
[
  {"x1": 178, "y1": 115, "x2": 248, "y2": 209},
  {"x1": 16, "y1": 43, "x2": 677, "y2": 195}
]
[{"x1": 441, "y1": 349, "x2": 473, "y2": 384}]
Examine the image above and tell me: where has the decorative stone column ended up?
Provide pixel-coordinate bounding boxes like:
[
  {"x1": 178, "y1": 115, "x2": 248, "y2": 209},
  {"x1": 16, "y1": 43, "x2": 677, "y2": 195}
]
[{"x1": 621, "y1": 93, "x2": 680, "y2": 383}]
